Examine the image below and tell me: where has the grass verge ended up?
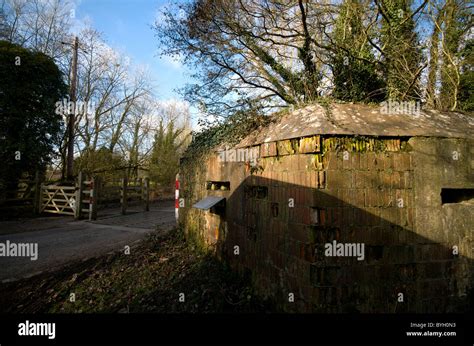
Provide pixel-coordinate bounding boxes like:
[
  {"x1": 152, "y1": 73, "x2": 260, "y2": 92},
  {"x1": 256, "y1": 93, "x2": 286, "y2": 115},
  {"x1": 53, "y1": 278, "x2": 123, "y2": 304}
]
[{"x1": 0, "y1": 228, "x2": 274, "y2": 313}]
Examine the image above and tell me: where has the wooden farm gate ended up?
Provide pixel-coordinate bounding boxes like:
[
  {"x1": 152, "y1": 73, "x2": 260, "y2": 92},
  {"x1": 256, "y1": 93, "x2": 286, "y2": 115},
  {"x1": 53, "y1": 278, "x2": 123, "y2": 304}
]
[
  {"x1": 120, "y1": 177, "x2": 150, "y2": 215},
  {"x1": 40, "y1": 172, "x2": 97, "y2": 220},
  {"x1": 76, "y1": 172, "x2": 98, "y2": 220},
  {"x1": 39, "y1": 172, "x2": 149, "y2": 219},
  {"x1": 40, "y1": 184, "x2": 76, "y2": 216}
]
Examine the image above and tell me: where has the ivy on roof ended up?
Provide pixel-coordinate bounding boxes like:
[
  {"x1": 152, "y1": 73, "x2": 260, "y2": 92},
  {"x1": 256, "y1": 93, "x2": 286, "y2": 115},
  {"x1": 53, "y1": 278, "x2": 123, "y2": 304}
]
[{"x1": 182, "y1": 110, "x2": 272, "y2": 161}]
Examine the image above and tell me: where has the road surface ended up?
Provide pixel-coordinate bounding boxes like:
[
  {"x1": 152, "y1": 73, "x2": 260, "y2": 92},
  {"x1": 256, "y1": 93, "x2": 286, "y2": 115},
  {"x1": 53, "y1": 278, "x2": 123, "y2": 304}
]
[{"x1": 0, "y1": 200, "x2": 175, "y2": 282}]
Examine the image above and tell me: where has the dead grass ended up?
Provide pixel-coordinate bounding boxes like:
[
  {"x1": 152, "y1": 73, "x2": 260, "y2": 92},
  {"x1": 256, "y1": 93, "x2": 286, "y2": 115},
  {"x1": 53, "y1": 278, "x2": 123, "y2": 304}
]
[{"x1": 0, "y1": 229, "x2": 274, "y2": 313}]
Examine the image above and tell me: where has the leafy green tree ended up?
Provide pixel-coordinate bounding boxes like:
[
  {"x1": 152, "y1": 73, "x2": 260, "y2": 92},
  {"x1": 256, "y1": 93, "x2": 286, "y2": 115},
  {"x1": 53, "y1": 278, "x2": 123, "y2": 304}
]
[
  {"x1": 378, "y1": 0, "x2": 423, "y2": 101},
  {"x1": 458, "y1": 38, "x2": 473, "y2": 112},
  {"x1": 331, "y1": 0, "x2": 385, "y2": 102},
  {"x1": 149, "y1": 120, "x2": 188, "y2": 188},
  {"x1": 74, "y1": 147, "x2": 126, "y2": 181},
  {"x1": 0, "y1": 40, "x2": 67, "y2": 192}
]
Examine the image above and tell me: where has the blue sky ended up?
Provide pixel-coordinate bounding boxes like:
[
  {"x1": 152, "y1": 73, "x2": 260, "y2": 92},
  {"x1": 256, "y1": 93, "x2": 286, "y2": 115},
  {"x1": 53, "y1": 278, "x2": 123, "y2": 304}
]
[{"x1": 75, "y1": 0, "x2": 190, "y2": 101}]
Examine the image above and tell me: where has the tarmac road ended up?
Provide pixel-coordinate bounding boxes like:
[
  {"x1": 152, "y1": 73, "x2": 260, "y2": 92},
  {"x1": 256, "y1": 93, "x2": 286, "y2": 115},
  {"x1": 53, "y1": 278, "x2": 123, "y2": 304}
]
[{"x1": 0, "y1": 200, "x2": 175, "y2": 282}]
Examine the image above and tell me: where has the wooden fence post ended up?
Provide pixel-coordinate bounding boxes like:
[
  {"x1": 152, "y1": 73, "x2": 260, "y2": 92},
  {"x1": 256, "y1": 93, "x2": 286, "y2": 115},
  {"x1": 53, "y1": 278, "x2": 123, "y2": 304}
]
[
  {"x1": 38, "y1": 182, "x2": 45, "y2": 214},
  {"x1": 95, "y1": 176, "x2": 101, "y2": 219},
  {"x1": 75, "y1": 171, "x2": 84, "y2": 220},
  {"x1": 143, "y1": 178, "x2": 150, "y2": 212},
  {"x1": 121, "y1": 176, "x2": 128, "y2": 215},
  {"x1": 33, "y1": 171, "x2": 41, "y2": 214},
  {"x1": 90, "y1": 176, "x2": 98, "y2": 220}
]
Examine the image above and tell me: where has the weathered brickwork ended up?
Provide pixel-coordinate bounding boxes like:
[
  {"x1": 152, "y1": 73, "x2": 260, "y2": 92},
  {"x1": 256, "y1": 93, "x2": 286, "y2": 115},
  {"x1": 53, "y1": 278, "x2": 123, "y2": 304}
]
[{"x1": 179, "y1": 135, "x2": 474, "y2": 313}]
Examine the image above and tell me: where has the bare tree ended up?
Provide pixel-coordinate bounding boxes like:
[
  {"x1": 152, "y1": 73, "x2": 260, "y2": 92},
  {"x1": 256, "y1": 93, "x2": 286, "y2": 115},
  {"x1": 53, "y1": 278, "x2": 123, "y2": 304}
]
[
  {"x1": 0, "y1": 0, "x2": 74, "y2": 59},
  {"x1": 70, "y1": 28, "x2": 151, "y2": 158},
  {"x1": 155, "y1": 0, "x2": 341, "y2": 116},
  {"x1": 424, "y1": 0, "x2": 472, "y2": 110}
]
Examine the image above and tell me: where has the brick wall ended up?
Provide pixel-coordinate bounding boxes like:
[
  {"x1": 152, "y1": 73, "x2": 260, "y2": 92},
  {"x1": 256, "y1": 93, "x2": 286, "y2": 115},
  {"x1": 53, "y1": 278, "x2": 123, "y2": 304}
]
[{"x1": 179, "y1": 135, "x2": 474, "y2": 313}]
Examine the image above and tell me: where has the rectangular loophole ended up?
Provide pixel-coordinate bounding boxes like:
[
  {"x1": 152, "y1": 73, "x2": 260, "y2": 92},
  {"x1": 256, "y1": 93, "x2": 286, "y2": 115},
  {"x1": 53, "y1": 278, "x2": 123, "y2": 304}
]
[
  {"x1": 441, "y1": 188, "x2": 474, "y2": 204},
  {"x1": 206, "y1": 181, "x2": 230, "y2": 191},
  {"x1": 271, "y1": 203, "x2": 279, "y2": 217},
  {"x1": 245, "y1": 185, "x2": 268, "y2": 199},
  {"x1": 310, "y1": 207, "x2": 320, "y2": 225}
]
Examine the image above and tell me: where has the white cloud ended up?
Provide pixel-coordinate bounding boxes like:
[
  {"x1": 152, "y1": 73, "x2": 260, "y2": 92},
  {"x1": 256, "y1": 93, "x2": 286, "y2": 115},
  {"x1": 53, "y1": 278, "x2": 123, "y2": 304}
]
[
  {"x1": 145, "y1": 98, "x2": 192, "y2": 130},
  {"x1": 156, "y1": 98, "x2": 189, "y2": 109},
  {"x1": 160, "y1": 54, "x2": 183, "y2": 69},
  {"x1": 191, "y1": 107, "x2": 216, "y2": 132},
  {"x1": 70, "y1": 13, "x2": 93, "y2": 35}
]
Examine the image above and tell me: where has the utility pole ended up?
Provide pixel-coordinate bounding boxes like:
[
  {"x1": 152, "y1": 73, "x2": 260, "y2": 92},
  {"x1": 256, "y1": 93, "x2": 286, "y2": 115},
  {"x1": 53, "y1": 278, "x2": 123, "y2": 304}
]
[{"x1": 66, "y1": 36, "x2": 79, "y2": 181}]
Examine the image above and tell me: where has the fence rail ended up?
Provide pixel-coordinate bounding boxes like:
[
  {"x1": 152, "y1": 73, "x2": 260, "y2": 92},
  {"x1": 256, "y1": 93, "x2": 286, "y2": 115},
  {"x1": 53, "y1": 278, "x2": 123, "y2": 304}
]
[
  {"x1": 1, "y1": 172, "x2": 42, "y2": 213},
  {"x1": 40, "y1": 172, "x2": 97, "y2": 219},
  {"x1": 120, "y1": 177, "x2": 149, "y2": 215},
  {"x1": 3, "y1": 171, "x2": 151, "y2": 219},
  {"x1": 40, "y1": 185, "x2": 76, "y2": 216}
]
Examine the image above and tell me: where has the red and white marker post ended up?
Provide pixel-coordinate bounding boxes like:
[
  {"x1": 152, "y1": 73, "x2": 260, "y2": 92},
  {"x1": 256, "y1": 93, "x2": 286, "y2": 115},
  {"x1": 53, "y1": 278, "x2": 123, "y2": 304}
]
[{"x1": 175, "y1": 173, "x2": 180, "y2": 223}]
